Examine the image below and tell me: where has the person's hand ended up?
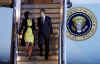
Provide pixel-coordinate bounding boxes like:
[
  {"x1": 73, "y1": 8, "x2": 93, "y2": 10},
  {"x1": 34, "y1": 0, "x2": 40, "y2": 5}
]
[
  {"x1": 18, "y1": 34, "x2": 22, "y2": 40},
  {"x1": 50, "y1": 31, "x2": 53, "y2": 34}
]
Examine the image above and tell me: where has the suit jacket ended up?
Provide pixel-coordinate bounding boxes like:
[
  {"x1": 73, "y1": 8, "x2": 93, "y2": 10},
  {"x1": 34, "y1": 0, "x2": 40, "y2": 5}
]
[{"x1": 37, "y1": 16, "x2": 53, "y2": 39}]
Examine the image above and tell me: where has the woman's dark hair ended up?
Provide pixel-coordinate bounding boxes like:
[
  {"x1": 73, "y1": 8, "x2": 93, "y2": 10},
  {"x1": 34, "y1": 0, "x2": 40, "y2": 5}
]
[{"x1": 24, "y1": 11, "x2": 30, "y2": 16}]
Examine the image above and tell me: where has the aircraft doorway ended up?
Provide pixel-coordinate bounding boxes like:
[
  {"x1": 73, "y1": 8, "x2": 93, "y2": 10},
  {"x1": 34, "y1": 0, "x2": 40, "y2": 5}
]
[{"x1": 16, "y1": 0, "x2": 61, "y2": 64}]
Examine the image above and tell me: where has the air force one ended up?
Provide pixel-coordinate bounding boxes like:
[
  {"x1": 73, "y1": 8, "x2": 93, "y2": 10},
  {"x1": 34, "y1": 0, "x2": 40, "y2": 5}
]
[
  {"x1": 0, "y1": 0, "x2": 100, "y2": 64},
  {"x1": 63, "y1": 0, "x2": 100, "y2": 64}
]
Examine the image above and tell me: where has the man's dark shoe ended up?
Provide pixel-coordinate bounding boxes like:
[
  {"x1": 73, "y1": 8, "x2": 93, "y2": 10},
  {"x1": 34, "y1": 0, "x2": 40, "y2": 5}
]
[
  {"x1": 45, "y1": 56, "x2": 48, "y2": 60},
  {"x1": 40, "y1": 52, "x2": 43, "y2": 56},
  {"x1": 28, "y1": 57, "x2": 32, "y2": 60}
]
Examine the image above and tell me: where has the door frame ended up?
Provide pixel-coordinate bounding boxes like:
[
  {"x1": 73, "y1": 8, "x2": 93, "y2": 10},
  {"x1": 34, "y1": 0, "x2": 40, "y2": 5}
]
[{"x1": 10, "y1": 0, "x2": 21, "y2": 64}]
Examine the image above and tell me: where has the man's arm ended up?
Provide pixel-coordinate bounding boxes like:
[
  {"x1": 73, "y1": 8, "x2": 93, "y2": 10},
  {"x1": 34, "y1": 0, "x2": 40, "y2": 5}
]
[
  {"x1": 32, "y1": 18, "x2": 35, "y2": 31},
  {"x1": 48, "y1": 17, "x2": 53, "y2": 34},
  {"x1": 37, "y1": 17, "x2": 41, "y2": 30}
]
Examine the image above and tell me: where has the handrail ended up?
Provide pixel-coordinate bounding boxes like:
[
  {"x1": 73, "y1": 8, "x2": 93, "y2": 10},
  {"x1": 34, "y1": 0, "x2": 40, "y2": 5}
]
[
  {"x1": 9, "y1": 0, "x2": 16, "y2": 64},
  {"x1": 58, "y1": 23, "x2": 62, "y2": 64},
  {"x1": 10, "y1": 10, "x2": 16, "y2": 64},
  {"x1": 10, "y1": 0, "x2": 21, "y2": 64},
  {"x1": 61, "y1": 0, "x2": 68, "y2": 64}
]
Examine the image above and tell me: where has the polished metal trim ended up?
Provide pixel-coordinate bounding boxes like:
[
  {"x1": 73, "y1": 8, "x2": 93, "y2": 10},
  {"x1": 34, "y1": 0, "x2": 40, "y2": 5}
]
[
  {"x1": 61, "y1": 0, "x2": 67, "y2": 64},
  {"x1": 13, "y1": 0, "x2": 21, "y2": 64}
]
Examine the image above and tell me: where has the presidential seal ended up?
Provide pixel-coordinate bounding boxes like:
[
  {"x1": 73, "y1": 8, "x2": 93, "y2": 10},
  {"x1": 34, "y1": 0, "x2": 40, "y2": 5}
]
[{"x1": 66, "y1": 7, "x2": 97, "y2": 40}]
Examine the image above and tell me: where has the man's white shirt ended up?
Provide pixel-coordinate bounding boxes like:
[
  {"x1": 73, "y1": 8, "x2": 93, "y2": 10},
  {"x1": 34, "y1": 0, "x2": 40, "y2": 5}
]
[{"x1": 43, "y1": 16, "x2": 45, "y2": 24}]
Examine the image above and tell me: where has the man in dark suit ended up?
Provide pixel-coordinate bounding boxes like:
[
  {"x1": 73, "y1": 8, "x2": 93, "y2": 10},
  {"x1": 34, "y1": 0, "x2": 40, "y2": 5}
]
[{"x1": 37, "y1": 8, "x2": 53, "y2": 60}]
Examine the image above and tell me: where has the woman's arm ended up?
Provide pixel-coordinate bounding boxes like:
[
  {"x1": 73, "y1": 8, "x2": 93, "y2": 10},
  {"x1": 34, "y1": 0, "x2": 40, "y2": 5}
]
[{"x1": 19, "y1": 19, "x2": 25, "y2": 34}]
